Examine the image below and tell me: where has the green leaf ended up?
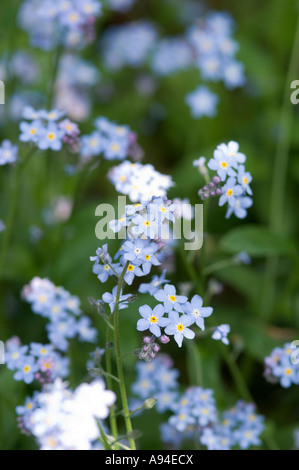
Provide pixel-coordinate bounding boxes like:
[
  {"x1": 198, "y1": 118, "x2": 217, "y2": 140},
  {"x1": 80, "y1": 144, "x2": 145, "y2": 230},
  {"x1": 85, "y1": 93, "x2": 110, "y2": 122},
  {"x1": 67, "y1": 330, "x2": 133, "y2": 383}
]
[{"x1": 220, "y1": 225, "x2": 296, "y2": 257}]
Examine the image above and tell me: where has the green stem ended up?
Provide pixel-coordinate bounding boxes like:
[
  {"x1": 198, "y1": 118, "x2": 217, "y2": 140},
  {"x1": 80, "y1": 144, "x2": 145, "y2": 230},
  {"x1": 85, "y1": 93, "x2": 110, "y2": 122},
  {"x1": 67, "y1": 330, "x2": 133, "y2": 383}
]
[
  {"x1": 262, "y1": 3, "x2": 299, "y2": 320},
  {"x1": 220, "y1": 344, "x2": 253, "y2": 402},
  {"x1": 186, "y1": 340, "x2": 203, "y2": 386},
  {"x1": 47, "y1": 46, "x2": 63, "y2": 109},
  {"x1": 113, "y1": 261, "x2": 136, "y2": 450},
  {"x1": 0, "y1": 147, "x2": 36, "y2": 281},
  {"x1": 105, "y1": 327, "x2": 119, "y2": 449}
]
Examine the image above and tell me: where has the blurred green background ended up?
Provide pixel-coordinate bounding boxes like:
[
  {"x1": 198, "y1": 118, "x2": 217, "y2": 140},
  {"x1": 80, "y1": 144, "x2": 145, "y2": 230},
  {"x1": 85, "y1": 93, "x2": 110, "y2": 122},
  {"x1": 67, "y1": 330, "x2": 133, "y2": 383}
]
[{"x1": 0, "y1": 0, "x2": 298, "y2": 450}]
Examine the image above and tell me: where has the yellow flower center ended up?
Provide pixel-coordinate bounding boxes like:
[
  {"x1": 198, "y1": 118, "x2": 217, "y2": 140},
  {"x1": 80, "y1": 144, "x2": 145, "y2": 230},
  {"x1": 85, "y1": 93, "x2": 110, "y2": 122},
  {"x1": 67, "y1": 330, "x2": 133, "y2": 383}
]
[
  {"x1": 30, "y1": 129, "x2": 36, "y2": 135},
  {"x1": 48, "y1": 133, "x2": 55, "y2": 140},
  {"x1": 145, "y1": 255, "x2": 151, "y2": 260},
  {"x1": 227, "y1": 189, "x2": 233, "y2": 196},
  {"x1": 177, "y1": 323, "x2": 184, "y2": 332},
  {"x1": 27, "y1": 403, "x2": 33, "y2": 410},
  {"x1": 118, "y1": 217, "x2": 125, "y2": 222},
  {"x1": 243, "y1": 177, "x2": 248, "y2": 184},
  {"x1": 285, "y1": 368, "x2": 293, "y2": 375},
  {"x1": 120, "y1": 175, "x2": 126, "y2": 182},
  {"x1": 150, "y1": 316, "x2": 157, "y2": 324},
  {"x1": 160, "y1": 207, "x2": 166, "y2": 213},
  {"x1": 104, "y1": 265, "x2": 110, "y2": 271},
  {"x1": 221, "y1": 161, "x2": 227, "y2": 168},
  {"x1": 144, "y1": 220, "x2": 150, "y2": 226},
  {"x1": 169, "y1": 295, "x2": 176, "y2": 302},
  {"x1": 111, "y1": 143, "x2": 120, "y2": 152},
  {"x1": 127, "y1": 264, "x2": 134, "y2": 271},
  {"x1": 23, "y1": 366, "x2": 31, "y2": 373}
]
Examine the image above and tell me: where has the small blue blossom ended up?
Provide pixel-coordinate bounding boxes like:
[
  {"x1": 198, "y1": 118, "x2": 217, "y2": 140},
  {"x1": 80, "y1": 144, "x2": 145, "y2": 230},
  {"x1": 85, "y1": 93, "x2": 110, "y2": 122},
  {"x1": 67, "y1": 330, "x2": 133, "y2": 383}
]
[
  {"x1": 0, "y1": 140, "x2": 18, "y2": 165},
  {"x1": 219, "y1": 177, "x2": 243, "y2": 207},
  {"x1": 212, "y1": 324, "x2": 230, "y2": 345},
  {"x1": 225, "y1": 196, "x2": 253, "y2": 219},
  {"x1": 102, "y1": 286, "x2": 131, "y2": 313},
  {"x1": 164, "y1": 311, "x2": 195, "y2": 348},
  {"x1": 154, "y1": 284, "x2": 188, "y2": 313},
  {"x1": 183, "y1": 295, "x2": 213, "y2": 330},
  {"x1": 207, "y1": 149, "x2": 236, "y2": 181},
  {"x1": 138, "y1": 270, "x2": 169, "y2": 295},
  {"x1": 137, "y1": 304, "x2": 168, "y2": 337},
  {"x1": 185, "y1": 86, "x2": 219, "y2": 119},
  {"x1": 13, "y1": 356, "x2": 39, "y2": 384}
]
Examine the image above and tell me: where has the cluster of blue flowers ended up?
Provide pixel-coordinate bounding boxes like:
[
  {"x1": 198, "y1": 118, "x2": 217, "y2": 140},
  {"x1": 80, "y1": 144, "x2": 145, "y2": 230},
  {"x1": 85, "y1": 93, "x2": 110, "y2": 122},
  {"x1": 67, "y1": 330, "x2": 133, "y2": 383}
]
[
  {"x1": 187, "y1": 12, "x2": 245, "y2": 90},
  {"x1": 19, "y1": 107, "x2": 80, "y2": 153},
  {"x1": 100, "y1": 11, "x2": 245, "y2": 120},
  {"x1": 18, "y1": 0, "x2": 102, "y2": 51},
  {"x1": 108, "y1": 161, "x2": 174, "y2": 202},
  {"x1": 130, "y1": 354, "x2": 264, "y2": 450},
  {"x1": 21, "y1": 277, "x2": 97, "y2": 352},
  {"x1": 80, "y1": 117, "x2": 140, "y2": 162},
  {"x1": 101, "y1": 22, "x2": 158, "y2": 71},
  {"x1": 55, "y1": 53, "x2": 100, "y2": 122},
  {"x1": 130, "y1": 355, "x2": 179, "y2": 414},
  {"x1": 264, "y1": 342, "x2": 299, "y2": 388},
  {"x1": 0, "y1": 140, "x2": 18, "y2": 166},
  {"x1": 162, "y1": 393, "x2": 265, "y2": 450},
  {"x1": 6, "y1": 337, "x2": 69, "y2": 386},
  {"x1": 91, "y1": 197, "x2": 230, "y2": 355},
  {"x1": 197, "y1": 141, "x2": 253, "y2": 219}
]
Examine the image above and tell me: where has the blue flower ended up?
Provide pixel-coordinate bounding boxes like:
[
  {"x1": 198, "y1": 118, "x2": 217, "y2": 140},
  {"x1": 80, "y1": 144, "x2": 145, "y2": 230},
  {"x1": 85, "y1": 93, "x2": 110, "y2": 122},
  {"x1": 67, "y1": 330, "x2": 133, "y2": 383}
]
[
  {"x1": 123, "y1": 262, "x2": 144, "y2": 286},
  {"x1": 13, "y1": 356, "x2": 39, "y2": 384},
  {"x1": 169, "y1": 411, "x2": 196, "y2": 432},
  {"x1": 207, "y1": 149, "x2": 236, "y2": 181},
  {"x1": 225, "y1": 196, "x2": 253, "y2": 219},
  {"x1": 102, "y1": 286, "x2": 131, "y2": 313},
  {"x1": 138, "y1": 270, "x2": 169, "y2": 295},
  {"x1": 164, "y1": 311, "x2": 195, "y2": 348},
  {"x1": 6, "y1": 344, "x2": 28, "y2": 370},
  {"x1": 219, "y1": 177, "x2": 243, "y2": 207},
  {"x1": 76, "y1": 316, "x2": 97, "y2": 343},
  {"x1": 272, "y1": 356, "x2": 299, "y2": 388},
  {"x1": 185, "y1": 85, "x2": 219, "y2": 119},
  {"x1": 154, "y1": 284, "x2": 188, "y2": 313},
  {"x1": 183, "y1": 295, "x2": 213, "y2": 330},
  {"x1": 30, "y1": 343, "x2": 54, "y2": 358},
  {"x1": 19, "y1": 120, "x2": 43, "y2": 143},
  {"x1": 212, "y1": 324, "x2": 230, "y2": 345},
  {"x1": 38, "y1": 123, "x2": 65, "y2": 151},
  {"x1": 0, "y1": 140, "x2": 18, "y2": 165},
  {"x1": 137, "y1": 304, "x2": 168, "y2": 337},
  {"x1": 238, "y1": 165, "x2": 253, "y2": 195},
  {"x1": 80, "y1": 132, "x2": 103, "y2": 158}
]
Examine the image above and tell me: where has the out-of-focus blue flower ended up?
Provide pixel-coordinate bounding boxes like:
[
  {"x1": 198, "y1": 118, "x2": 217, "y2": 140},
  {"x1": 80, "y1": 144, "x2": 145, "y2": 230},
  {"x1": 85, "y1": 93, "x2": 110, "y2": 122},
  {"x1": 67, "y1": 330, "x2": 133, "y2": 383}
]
[
  {"x1": 0, "y1": 140, "x2": 18, "y2": 165},
  {"x1": 138, "y1": 270, "x2": 169, "y2": 295},
  {"x1": 225, "y1": 196, "x2": 253, "y2": 219},
  {"x1": 13, "y1": 356, "x2": 39, "y2": 384},
  {"x1": 185, "y1": 86, "x2": 219, "y2": 119},
  {"x1": 212, "y1": 324, "x2": 230, "y2": 345},
  {"x1": 219, "y1": 177, "x2": 243, "y2": 207}
]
